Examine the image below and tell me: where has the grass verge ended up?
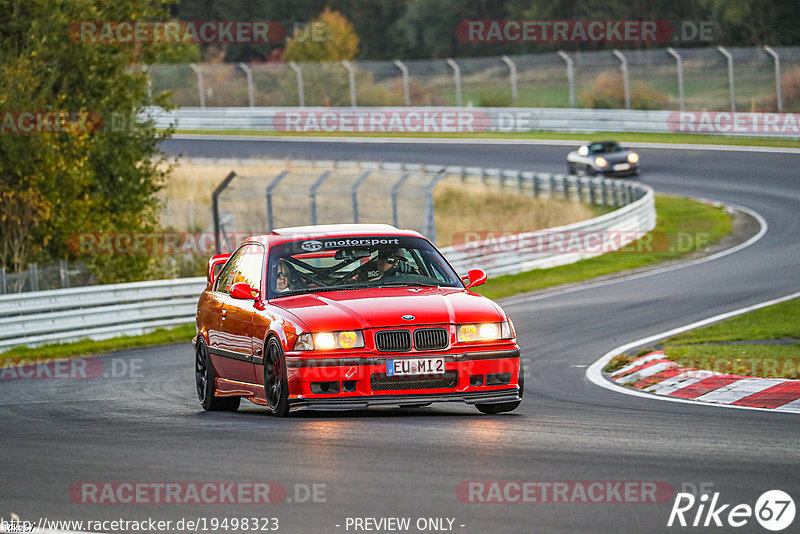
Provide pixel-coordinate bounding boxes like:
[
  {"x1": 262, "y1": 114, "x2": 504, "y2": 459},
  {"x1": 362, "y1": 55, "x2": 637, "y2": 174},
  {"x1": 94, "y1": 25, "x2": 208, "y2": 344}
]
[
  {"x1": 475, "y1": 194, "x2": 732, "y2": 300},
  {"x1": 0, "y1": 323, "x2": 195, "y2": 365},
  {"x1": 661, "y1": 298, "x2": 800, "y2": 379},
  {"x1": 173, "y1": 129, "x2": 800, "y2": 149}
]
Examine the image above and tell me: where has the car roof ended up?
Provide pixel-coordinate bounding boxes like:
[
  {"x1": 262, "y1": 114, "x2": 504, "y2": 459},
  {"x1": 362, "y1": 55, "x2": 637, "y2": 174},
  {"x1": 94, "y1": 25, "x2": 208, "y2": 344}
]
[{"x1": 241, "y1": 224, "x2": 425, "y2": 247}]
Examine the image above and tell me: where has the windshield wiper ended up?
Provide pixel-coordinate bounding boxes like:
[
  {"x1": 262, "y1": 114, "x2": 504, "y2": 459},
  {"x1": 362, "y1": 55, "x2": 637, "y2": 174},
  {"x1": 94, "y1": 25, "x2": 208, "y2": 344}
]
[{"x1": 373, "y1": 281, "x2": 440, "y2": 288}]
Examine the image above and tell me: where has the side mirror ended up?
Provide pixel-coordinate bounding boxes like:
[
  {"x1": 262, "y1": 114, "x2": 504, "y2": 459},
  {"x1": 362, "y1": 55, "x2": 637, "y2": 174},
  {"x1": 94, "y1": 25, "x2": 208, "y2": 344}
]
[
  {"x1": 230, "y1": 282, "x2": 258, "y2": 300},
  {"x1": 207, "y1": 253, "x2": 231, "y2": 285},
  {"x1": 462, "y1": 268, "x2": 487, "y2": 289}
]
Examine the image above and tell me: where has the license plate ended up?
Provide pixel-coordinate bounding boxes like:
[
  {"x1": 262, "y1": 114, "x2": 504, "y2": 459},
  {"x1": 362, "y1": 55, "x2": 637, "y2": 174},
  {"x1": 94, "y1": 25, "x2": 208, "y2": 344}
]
[
  {"x1": 613, "y1": 163, "x2": 631, "y2": 171},
  {"x1": 386, "y1": 357, "x2": 445, "y2": 376}
]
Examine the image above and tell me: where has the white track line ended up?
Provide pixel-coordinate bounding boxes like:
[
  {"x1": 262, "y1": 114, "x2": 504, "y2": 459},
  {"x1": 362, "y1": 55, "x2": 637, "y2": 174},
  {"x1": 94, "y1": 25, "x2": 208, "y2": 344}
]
[
  {"x1": 585, "y1": 290, "x2": 800, "y2": 414},
  {"x1": 501, "y1": 202, "x2": 767, "y2": 307}
]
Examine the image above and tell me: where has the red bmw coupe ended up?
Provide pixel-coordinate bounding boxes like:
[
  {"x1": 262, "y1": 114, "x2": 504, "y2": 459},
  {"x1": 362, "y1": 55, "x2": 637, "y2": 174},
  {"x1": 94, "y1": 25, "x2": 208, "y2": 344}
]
[{"x1": 194, "y1": 224, "x2": 523, "y2": 416}]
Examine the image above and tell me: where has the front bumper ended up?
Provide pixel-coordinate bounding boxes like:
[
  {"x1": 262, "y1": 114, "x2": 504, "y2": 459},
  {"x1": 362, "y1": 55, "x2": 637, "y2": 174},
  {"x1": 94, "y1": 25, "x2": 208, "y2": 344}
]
[
  {"x1": 289, "y1": 388, "x2": 520, "y2": 412},
  {"x1": 284, "y1": 348, "x2": 521, "y2": 411}
]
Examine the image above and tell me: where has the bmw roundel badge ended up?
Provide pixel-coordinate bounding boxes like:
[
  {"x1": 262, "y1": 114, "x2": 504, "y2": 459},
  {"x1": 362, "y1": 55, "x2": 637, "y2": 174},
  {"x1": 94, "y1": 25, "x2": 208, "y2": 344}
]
[{"x1": 401, "y1": 315, "x2": 415, "y2": 321}]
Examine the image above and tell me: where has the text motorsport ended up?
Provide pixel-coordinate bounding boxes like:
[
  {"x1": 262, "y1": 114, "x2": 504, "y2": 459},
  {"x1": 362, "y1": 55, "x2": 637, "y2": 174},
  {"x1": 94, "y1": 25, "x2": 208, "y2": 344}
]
[{"x1": 272, "y1": 110, "x2": 537, "y2": 133}]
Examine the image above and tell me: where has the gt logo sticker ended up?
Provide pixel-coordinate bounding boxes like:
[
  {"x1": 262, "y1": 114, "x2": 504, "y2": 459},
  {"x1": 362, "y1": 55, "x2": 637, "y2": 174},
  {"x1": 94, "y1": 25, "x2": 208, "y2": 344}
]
[{"x1": 300, "y1": 240, "x2": 323, "y2": 252}]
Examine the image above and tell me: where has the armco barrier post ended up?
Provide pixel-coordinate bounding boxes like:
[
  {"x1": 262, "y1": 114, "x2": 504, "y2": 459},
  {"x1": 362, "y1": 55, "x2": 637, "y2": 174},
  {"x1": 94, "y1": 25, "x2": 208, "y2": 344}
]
[
  {"x1": 212, "y1": 171, "x2": 237, "y2": 254},
  {"x1": 238, "y1": 63, "x2": 255, "y2": 108},
  {"x1": 501, "y1": 55, "x2": 518, "y2": 106},
  {"x1": 391, "y1": 173, "x2": 411, "y2": 227},
  {"x1": 309, "y1": 171, "x2": 331, "y2": 225},
  {"x1": 394, "y1": 60, "x2": 411, "y2": 106},
  {"x1": 265, "y1": 170, "x2": 290, "y2": 232},
  {"x1": 189, "y1": 63, "x2": 206, "y2": 108},
  {"x1": 613, "y1": 50, "x2": 631, "y2": 110},
  {"x1": 764, "y1": 46, "x2": 782, "y2": 112},
  {"x1": 445, "y1": 58, "x2": 462, "y2": 107},
  {"x1": 288, "y1": 61, "x2": 305, "y2": 107},
  {"x1": 717, "y1": 46, "x2": 736, "y2": 112},
  {"x1": 666, "y1": 48, "x2": 685, "y2": 111},
  {"x1": 351, "y1": 170, "x2": 372, "y2": 223},
  {"x1": 557, "y1": 51, "x2": 576, "y2": 108}
]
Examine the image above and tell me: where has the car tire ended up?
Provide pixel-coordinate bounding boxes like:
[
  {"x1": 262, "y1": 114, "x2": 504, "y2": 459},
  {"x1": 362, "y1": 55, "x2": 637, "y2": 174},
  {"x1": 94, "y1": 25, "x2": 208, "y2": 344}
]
[
  {"x1": 196, "y1": 337, "x2": 240, "y2": 411},
  {"x1": 264, "y1": 337, "x2": 291, "y2": 417},
  {"x1": 585, "y1": 164, "x2": 597, "y2": 176},
  {"x1": 475, "y1": 359, "x2": 524, "y2": 415},
  {"x1": 566, "y1": 162, "x2": 575, "y2": 175}
]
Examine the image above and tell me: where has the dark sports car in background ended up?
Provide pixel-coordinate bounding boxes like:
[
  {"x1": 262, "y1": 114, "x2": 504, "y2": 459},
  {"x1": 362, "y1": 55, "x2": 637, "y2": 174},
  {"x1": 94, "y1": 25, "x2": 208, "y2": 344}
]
[
  {"x1": 194, "y1": 224, "x2": 523, "y2": 416},
  {"x1": 566, "y1": 141, "x2": 640, "y2": 177}
]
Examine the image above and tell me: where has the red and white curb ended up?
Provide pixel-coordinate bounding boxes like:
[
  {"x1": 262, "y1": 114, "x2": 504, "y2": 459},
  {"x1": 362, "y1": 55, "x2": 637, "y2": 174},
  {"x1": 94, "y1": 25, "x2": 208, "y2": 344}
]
[
  {"x1": 610, "y1": 351, "x2": 800, "y2": 412},
  {"x1": 587, "y1": 290, "x2": 800, "y2": 414}
]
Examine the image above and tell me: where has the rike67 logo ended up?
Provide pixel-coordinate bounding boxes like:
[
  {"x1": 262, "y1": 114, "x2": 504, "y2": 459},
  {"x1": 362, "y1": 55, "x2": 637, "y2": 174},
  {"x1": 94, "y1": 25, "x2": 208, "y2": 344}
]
[{"x1": 668, "y1": 489, "x2": 795, "y2": 531}]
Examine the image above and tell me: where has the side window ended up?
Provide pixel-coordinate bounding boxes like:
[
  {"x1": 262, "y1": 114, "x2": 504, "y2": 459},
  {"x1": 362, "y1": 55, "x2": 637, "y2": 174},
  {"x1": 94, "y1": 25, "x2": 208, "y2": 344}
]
[
  {"x1": 215, "y1": 247, "x2": 246, "y2": 294},
  {"x1": 216, "y1": 244, "x2": 265, "y2": 294},
  {"x1": 237, "y1": 244, "x2": 265, "y2": 291}
]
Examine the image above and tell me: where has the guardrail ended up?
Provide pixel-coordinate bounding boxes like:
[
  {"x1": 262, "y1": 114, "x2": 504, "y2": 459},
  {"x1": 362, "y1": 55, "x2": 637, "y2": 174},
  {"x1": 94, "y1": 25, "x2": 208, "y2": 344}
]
[
  {"x1": 440, "y1": 170, "x2": 654, "y2": 276},
  {"x1": 0, "y1": 165, "x2": 654, "y2": 352},
  {"x1": 149, "y1": 106, "x2": 800, "y2": 137},
  {"x1": 0, "y1": 278, "x2": 206, "y2": 351}
]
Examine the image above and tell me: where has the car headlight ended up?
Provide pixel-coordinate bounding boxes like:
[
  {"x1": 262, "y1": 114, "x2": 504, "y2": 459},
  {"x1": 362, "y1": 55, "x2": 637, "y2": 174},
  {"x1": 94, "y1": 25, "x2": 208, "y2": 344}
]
[
  {"x1": 294, "y1": 331, "x2": 364, "y2": 351},
  {"x1": 627, "y1": 152, "x2": 639, "y2": 164},
  {"x1": 457, "y1": 321, "x2": 513, "y2": 342},
  {"x1": 594, "y1": 156, "x2": 608, "y2": 167}
]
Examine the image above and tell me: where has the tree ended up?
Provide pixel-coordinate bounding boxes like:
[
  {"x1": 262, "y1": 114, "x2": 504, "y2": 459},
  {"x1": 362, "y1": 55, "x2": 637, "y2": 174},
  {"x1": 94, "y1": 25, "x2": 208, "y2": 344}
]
[
  {"x1": 285, "y1": 8, "x2": 359, "y2": 62},
  {"x1": 0, "y1": 0, "x2": 185, "y2": 282}
]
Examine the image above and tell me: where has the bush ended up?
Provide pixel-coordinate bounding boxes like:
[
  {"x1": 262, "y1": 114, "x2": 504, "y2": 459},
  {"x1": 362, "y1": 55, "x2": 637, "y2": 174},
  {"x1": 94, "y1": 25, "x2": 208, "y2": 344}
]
[{"x1": 581, "y1": 72, "x2": 669, "y2": 110}]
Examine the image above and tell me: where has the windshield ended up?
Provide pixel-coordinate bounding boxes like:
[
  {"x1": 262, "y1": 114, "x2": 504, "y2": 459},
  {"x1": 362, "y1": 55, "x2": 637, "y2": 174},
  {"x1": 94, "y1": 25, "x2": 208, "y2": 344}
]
[
  {"x1": 589, "y1": 141, "x2": 622, "y2": 154},
  {"x1": 266, "y1": 235, "x2": 463, "y2": 299}
]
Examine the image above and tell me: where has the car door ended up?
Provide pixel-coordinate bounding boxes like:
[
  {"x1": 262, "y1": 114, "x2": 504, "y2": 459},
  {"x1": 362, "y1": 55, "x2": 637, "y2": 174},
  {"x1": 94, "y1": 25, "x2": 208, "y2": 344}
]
[{"x1": 218, "y1": 243, "x2": 265, "y2": 385}]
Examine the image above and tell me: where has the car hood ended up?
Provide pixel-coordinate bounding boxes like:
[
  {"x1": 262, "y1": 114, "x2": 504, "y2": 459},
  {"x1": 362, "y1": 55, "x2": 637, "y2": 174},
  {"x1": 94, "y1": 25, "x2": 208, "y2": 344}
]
[{"x1": 272, "y1": 287, "x2": 504, "y2": 332}]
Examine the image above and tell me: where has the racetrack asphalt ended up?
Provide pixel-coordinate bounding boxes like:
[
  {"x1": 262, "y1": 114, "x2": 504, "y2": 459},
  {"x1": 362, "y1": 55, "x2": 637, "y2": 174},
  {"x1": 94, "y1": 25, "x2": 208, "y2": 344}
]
[{"x1": 1, "y1": 137, "x2": 798, "y2": 533}]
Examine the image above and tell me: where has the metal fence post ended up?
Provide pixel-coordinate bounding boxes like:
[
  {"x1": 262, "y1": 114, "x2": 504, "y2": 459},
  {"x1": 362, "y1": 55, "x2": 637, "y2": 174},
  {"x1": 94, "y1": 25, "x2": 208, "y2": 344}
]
[
  {"x1": 391, "y1": 173, "x2": 411, "y2": 227},
  {"x1": 445, "y1": 58, "x2": 462, "y2": 107},
  {"x1": 212, "y1": 172, "x2": 237, "y2": 254},
  {"x1": 351, "y1": 170, "x2": 372, "y2": 223},
  {"x1": 29, "y1": 263, "x2": 39, "y2": 292},
  {"x1": 613, "y1": 50, "x2": 631, "y2": 110},
  {"x1": 501, "y1": 55, "x2": 518, "y2": 106},
  {"x1": 60, "y1": 259, "x2": 69, "y2": 288},
  {"x1": 764, "y1": 46, "x2": 783, "y2": 113},
  {"x1": 238, "y1": 63, "x2": 255, "y2": 108},
  {"x1": 309, "y1": 171, "x2": 332, "y2": 225},
  {"x1": 422, "y1": 171, "x2": 447, "y2": 243},
  {"x1": 189, "y1": 63, "x2": 206, "y2": 108},
  {"x1": 666, "y1": 47, "x2": 685, "y2": 111},
  {"x1": 288, "y1": 61, "x2": 305, "y2": 107},
  {"x1": 557, "y1": 51, "x2": 576, "y2": 107},
  {"x1": 394, "y1": 60, "x2": 410, "y2": 106},
  {"x1": 142, "y1": 65, "x2": 152, "y2": 100},
  {"x1": 717, "y1": 46, "x2": 736, "y2": 111},
  {"x1": 265, "y1": 170, "x2": 290, "y2": 231},
  {"x1": 0, "y1": 267, "x2": 6, "y2": 294},
  {"x1": 342, "y1": 60, "x2": 357, "y2": 107}
]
